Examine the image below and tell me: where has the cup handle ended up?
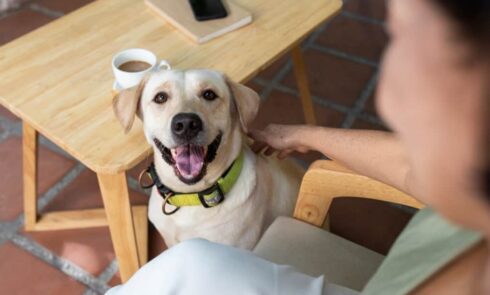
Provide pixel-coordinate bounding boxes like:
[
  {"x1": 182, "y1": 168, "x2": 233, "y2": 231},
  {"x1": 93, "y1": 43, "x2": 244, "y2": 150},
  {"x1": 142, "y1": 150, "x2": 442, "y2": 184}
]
[{"x1": 158, "y1": 60, "x2": 171, "y2": 70}]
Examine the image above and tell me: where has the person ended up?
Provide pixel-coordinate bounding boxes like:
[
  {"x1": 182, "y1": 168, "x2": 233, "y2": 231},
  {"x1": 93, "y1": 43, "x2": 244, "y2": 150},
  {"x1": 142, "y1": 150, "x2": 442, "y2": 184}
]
[{"x1": 106, "y1": 0, "x2": 490, "y2": 294}]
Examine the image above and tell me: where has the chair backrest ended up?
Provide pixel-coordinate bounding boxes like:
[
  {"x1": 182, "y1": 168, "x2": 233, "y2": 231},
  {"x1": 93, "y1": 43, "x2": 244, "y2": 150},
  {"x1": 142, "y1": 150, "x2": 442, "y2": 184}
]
[{"x1": 293, "y1": 160, "x2": 425, "y2": 227}]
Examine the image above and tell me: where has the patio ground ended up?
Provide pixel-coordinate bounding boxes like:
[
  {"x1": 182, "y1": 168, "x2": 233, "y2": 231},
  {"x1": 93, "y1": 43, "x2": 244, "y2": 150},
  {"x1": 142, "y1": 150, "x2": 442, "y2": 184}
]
[{"x1": 0, "y1": 0, "x2": 415, "y2": 294}]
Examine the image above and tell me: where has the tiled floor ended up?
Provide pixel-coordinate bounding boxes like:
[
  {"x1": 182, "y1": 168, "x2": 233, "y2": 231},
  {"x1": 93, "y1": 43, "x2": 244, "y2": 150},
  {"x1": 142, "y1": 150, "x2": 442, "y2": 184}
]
[{"x1": 0, "y1": 0, "x2": 414, "y2": 294}]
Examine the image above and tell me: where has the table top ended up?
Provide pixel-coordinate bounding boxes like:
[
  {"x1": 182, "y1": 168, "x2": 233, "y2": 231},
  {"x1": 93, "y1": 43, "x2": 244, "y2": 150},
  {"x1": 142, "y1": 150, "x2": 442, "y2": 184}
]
[{"x1": 0, "y1": 0, "x2": 341, "y2": 174}]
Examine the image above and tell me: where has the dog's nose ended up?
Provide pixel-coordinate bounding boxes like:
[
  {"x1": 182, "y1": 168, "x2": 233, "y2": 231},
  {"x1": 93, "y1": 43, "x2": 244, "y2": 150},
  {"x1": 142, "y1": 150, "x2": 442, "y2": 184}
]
[{"x1": 171, "y1": 113, "x2": 203, "y2": 140}]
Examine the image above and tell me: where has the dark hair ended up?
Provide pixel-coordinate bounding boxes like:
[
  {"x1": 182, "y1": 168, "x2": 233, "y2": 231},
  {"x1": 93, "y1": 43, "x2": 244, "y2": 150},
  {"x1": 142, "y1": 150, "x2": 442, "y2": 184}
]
[{"x1": 433, "y1": 0, "x2": 490, "y2": 50}]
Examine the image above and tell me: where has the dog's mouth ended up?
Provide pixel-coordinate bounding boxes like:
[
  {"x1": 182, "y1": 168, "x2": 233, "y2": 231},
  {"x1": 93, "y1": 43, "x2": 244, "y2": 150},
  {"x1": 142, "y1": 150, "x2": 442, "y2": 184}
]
[{"x1": 153, "y1": 133, "x2": 222, "y2": 184}]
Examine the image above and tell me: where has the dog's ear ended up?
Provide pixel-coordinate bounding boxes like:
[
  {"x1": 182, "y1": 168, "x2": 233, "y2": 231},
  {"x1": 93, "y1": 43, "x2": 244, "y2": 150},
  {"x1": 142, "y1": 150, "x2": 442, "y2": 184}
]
[
  {"x1": 225, "y1": 76, "x2": 260, "y2": 133},
  {"x1": 112, "y1": 79, "x2": 147, "y2": 133}
]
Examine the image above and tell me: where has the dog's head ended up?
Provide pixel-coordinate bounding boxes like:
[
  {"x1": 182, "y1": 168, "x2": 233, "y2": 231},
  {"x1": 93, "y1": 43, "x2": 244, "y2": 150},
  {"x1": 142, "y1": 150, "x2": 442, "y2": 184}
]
[{"x1": 113, "y1": 69, "x2": 259, "y2": 188}]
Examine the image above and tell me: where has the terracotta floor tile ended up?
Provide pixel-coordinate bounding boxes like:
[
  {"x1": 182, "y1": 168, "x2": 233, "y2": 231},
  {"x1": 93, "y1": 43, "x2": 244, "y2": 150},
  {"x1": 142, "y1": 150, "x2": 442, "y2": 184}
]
[
  {"x1": 251, "y1": 89, "x2": 344, "y2": 165},
  {"x1": 364, "y1": 92, "x2": 377, "y2": 114},
  {"x1": 252, "y1": 89, "x2": 345, "y2": 129},
  {"x1": 35, "y1": 0, "x2": 95, "y2": 14},
  {"x1": 0, "y1": 8, "x2": 53, "y2": 45},
  {"x1": 316, "y1": 15, "x2": 388, "y2": 61},
  {"x1": 329, "y1": 198, "x2": 414, "y2": 255},
  {"x1": 344, "y1": 0, "x2": 387, "y2": 21},
  {"x1": 257, "y1": 54, "x2": 290, "y2": 81},
  {"x1": 0, "y1": 105, "x2": 20, "y2": 122},
  {"x1": 0, "y1": 137, "x2": 76, "y2": 221},
  {"x1": 281, "y1": 48, "x2": 375, "y2": 106},
  {"x1": 43, "y1": 169, "x2": 148, "y2": 212},
  {"x1": 33, "y1": 169, "x2": 148, "y2": 276},
  {"x1": 0, "y1": 241, "x2": 86, "y2": 294},
  {"x1": 364, "y1": 88, "x2": 388, "y2": 118},
  {"x1": 22, "y1": 227, "x2": 115, "y2": 276},
  {"x1": 108, "y1": 271, "x2": 122, "y2": 287},
  {"x1": 245, "y1": 80, "x2": 264, "y2": 94}
]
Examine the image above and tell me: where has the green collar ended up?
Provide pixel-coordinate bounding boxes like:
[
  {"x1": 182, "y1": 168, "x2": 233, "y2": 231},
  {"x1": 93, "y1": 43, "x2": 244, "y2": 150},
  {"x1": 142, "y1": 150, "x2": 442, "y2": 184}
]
[{"x1": 143, "y1": 151, "x2": 244, "y2": 215}]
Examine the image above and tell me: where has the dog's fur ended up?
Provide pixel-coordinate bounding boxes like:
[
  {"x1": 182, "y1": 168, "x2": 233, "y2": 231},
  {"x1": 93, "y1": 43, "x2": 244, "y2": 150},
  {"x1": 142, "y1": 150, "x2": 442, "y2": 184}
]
[{"x1": 113, "y1": 69, "x2": 303, "y2": 249}]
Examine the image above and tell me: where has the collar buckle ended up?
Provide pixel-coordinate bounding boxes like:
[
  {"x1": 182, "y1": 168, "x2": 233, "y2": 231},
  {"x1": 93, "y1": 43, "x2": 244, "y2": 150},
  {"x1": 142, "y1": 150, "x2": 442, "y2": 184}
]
[{"x1": 198, "y1": 183, "x2": 225, "y2": 208}]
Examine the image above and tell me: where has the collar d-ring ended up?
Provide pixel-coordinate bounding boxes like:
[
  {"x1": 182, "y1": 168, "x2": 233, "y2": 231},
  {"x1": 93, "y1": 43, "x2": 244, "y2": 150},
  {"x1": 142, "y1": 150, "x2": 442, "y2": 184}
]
[{"x1": 138, "y1": 167, "x2": 155, "y2": 190}]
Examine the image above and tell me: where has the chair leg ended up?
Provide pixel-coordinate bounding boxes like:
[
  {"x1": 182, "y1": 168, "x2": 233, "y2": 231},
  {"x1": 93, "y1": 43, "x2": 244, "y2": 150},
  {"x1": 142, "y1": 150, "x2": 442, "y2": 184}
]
[
  {"x1": 291, "y1": 45, "x2": 317, "y2": 125},
  {"x1": 23, "y1": 122, "x2": 38, "y2": 230},
  {"x1": 97, "y1": 172, "x2": 140, "y2": 282}
]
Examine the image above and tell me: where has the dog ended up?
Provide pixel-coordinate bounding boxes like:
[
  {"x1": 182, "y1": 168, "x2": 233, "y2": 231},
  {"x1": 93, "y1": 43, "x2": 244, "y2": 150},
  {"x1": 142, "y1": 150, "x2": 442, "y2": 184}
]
[{"x1": 113, "y1": 69, "x2": 303, "y2": 250}]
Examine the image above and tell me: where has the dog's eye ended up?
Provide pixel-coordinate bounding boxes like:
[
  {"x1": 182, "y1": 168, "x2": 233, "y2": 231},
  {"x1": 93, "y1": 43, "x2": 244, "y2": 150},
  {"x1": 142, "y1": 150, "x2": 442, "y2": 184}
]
[
  {"x1": 202, "y1": 90, "x2": 218, "y2": 101},
  {"x1": 153, "y1": 92, "x2": 168, "y2": 104}
]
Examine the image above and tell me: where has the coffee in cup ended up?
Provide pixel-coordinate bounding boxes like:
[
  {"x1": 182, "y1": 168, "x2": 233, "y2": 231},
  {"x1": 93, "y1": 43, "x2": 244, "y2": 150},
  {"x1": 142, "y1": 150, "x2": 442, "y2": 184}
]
[
  {"x1": 112, "y1": 48, "x2": 171, "y2": 90},
  {"x1": 118, "y1": 61, "x2": 152, "y2": 72}
]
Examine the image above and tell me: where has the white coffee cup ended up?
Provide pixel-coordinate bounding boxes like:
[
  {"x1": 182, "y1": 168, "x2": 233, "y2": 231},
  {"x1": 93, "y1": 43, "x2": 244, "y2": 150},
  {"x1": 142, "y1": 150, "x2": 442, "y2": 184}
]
[{"x1": 112, "y1": 48, "x2": 171, "y2": 89}]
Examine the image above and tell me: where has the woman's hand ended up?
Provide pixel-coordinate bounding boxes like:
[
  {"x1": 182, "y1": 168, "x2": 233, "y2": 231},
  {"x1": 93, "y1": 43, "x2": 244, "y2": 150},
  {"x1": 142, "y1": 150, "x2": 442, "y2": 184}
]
[
  {"x1": 250, "y1": 124, "x2": 413, "y2": 195},
  {"x1": 248, "y1": 124, "x2": 313, "y2": 159}
]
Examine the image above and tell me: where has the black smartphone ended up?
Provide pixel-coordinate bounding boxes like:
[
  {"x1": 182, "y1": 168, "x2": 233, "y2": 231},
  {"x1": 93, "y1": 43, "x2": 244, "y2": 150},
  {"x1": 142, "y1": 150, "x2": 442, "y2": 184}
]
[{"x1": 188, "y1": 0, "x2": 228, "y2": 21}]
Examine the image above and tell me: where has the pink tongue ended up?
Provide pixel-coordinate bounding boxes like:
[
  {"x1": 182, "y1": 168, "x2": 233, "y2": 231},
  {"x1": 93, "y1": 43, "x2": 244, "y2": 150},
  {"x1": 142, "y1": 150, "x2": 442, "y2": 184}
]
[{"x1": 174, "y1": 145, "x2": 205, "y2": 178}]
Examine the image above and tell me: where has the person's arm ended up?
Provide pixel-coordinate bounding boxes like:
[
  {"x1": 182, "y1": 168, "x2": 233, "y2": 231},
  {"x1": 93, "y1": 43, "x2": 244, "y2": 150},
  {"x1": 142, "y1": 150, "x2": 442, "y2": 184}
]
[{"x1": 250, "y1": 124, "x2": 415, "y2": 196}]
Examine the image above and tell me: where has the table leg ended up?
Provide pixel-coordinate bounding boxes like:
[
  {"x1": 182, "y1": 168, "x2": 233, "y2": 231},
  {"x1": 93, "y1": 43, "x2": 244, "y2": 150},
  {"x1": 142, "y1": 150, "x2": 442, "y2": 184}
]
[
  {"x1": 97, "y1": 172, "x2": 140, "y2": 282},
  {"x1": 291, "y1": 45, "x2": 317, "y2": 125},
  {"x1": 133, "y1": 206, "x2": 148, "y2": 265},
  {"x1": 23, "y1": 122, "x2": 38, "y2": 230}
]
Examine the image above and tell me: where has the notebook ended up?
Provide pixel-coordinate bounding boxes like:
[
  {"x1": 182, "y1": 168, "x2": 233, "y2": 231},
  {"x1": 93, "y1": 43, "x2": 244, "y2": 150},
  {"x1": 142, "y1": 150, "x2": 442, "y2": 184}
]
[{"x1": 145, "y1": 0, "x2": 253, "y2": 44}]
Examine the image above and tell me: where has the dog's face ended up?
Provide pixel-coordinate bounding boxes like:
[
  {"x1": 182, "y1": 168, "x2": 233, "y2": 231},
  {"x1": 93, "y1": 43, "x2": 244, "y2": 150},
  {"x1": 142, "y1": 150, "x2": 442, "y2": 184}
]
[{"x1": 113, "y1": 69, "x2": 259, "y2": 186}]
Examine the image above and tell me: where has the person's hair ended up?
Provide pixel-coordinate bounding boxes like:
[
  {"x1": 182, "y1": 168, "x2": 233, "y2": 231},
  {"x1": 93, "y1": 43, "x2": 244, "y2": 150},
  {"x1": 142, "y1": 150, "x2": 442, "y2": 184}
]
[
  {"x1": 433, "y1": 0, "x2": 490, "y2": 51},
  {"x1": 432, "y1": 0, "x2": 490, "y2": 199}
]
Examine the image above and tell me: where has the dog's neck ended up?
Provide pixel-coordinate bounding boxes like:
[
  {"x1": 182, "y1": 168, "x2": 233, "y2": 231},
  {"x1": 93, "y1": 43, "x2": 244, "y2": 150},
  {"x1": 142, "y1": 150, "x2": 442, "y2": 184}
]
[{"x1": 153, "y1": 127, "x2": 244, "y2": 193}]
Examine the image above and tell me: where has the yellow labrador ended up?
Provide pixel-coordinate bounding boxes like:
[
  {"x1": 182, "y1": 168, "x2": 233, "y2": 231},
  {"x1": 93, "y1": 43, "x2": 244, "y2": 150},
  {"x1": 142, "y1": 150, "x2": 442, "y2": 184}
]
[{"x1": 113, "y1": 69, "x2": 302, "y2": 249}]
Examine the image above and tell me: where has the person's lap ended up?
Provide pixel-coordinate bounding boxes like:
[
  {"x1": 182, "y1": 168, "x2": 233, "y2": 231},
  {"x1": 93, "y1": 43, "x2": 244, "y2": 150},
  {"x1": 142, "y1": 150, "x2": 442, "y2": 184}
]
[{"x1": 106, "y1": 239, "x2": 357, "y2": 295}]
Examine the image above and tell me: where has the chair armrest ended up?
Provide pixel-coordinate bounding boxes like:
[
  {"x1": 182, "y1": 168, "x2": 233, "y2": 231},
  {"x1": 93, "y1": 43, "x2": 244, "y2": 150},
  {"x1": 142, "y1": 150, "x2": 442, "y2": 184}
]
[{"x1": 293, "y1": 160, "x2": 425, "y2": 227}]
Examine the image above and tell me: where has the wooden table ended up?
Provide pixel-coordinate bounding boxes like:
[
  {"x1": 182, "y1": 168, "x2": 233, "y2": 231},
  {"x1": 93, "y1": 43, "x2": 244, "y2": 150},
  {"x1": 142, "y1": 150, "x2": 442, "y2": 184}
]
[{"x1": 0, "y1": 0, "x2": 341, "y2": 282}]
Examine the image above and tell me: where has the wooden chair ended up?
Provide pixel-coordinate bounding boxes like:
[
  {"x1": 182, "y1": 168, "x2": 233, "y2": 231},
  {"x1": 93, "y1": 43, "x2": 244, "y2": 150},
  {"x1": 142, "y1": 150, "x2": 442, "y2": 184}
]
[{"x1": 253, "y1": 160, "x2": 425, "y2": 292}]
